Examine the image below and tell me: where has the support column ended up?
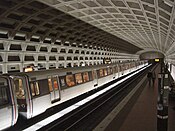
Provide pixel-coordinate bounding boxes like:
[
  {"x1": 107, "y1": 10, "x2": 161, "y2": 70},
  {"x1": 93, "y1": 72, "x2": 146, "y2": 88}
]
[
  {"x1": 19, "y1": 63, "x2": 24, "y2": 72},
  {"x1": 157, "y1": 64, "x2": 169, "y2": 131},
  {"x1": 46, "y1": 62, "x2": 49, "y2": 70},
  {"x1": 2, "y1": 63, "x2": 7, "y2": 74}
]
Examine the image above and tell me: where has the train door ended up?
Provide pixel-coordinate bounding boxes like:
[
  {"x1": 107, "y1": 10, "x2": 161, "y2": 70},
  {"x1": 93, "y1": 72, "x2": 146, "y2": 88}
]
[
  {"x1": 13, "y1": 76, "x2": 29, "y2": 117},
  {"x1": 48, "y1": 76, "x2": 61, "y2": 103},
  {"x1": 119, "y1": 64, "x2": 123, "y2": 76},
  {"x1": 115, "y1": 65, "x2": 119, "y2": 78},
  {"x1": 128, "y1": 63, "x2": 131, "y2": 72},
  {"x1": 112, "y1": 66, "x2": 116, "y2": 79},
  {"x1": 92, "y1": 70, "x2": 98, "y2": 86},
  {"x1": 0, "y1": 76, "x2": 17, "y2": 130}
]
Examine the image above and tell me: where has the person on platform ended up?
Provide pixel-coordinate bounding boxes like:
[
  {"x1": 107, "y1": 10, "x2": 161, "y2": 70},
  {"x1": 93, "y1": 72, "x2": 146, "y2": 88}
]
[
  {"x1": 152, "y1": 71, "x2": 156, "y2": 85},
  {"x1": 147, "y1": 71, "x2": 153, "y2": 86}
]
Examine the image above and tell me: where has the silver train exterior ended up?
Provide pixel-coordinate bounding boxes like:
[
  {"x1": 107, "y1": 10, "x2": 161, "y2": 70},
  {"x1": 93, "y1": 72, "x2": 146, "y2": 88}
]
[{"x1": 0, "y1": 61, "x2": 147, "y2": 130}]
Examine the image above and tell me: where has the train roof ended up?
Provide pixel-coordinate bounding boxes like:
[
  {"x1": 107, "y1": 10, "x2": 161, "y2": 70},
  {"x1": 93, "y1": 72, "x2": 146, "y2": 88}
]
[
  {"x1": 3, "y1": 61, "x2": 141, "y2": 80},
  {"x1": 18, "y1": 63, "x2": 116, "y2": 77}
]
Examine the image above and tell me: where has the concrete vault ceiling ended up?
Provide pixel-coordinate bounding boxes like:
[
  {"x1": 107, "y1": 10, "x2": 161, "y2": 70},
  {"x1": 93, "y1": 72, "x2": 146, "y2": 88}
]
[
  {"x1": 0, "y1": 0, "x2": 142, "y2": 54},
  {"x1": 40, "y1": 0, "x2": 175, "y2": 59}
]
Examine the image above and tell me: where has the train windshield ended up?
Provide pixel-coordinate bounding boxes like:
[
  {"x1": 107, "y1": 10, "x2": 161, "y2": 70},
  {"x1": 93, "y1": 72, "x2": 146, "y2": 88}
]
[
  {"x1": 0, "y1": 77, "x2": 9, "y2": 106},
  {"x1": 14, "y1": 78, "x2": 26, "y2": 99}
]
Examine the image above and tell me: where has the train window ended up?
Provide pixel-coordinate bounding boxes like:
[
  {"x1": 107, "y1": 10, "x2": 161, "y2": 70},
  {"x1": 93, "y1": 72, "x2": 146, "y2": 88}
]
[
  {"x1": 75, "y1": 73, "x2": 83, "y2": 84},
  {"x1": 48, "y1": 78, "x2": 53, "y2": 92},
  {"x1": 14, "y1": 78, "x2": 25, "y2": 99},
  {"x1": 59, "y1": 76, "x2": 67, "y2": 89},
  {"x1": 88, "y1": 71, "x2": 93, "y2": 81},
  {"x1": 30, "y1": 82, "x2": 40, "y2": 96},
  {"x1": 125, "y1": 64, "x2": 128, "y2": 70},
  {"x1": 126, "y1": 64, "x2": 128, "y2": 69},
  {"x1": 107, "y1": 68, "x2": 111, "y2": 75},
  {"x1": 35, "y1": 82, "x2": 40, "y2": 95},
  {"x1": 30, "y1": 83, "x2": 35, "y2": 96},
  {"x1": 99, "y1": 69, "x2": 104, "y2": 77},
  {"x1": 104, "y1": 69, "x2": 107, "y2": 76},
  {"x1": 123, "y1": 64, "x2": 125, "y2": 70},
  {"x1": 92, "y1": 70, "x2": 97, "y2": 79},
  {"x1": 125, "y1": 65, "x2": 127, "y2": 70},
  {"x1": 38, "y1": 79, "x2": 49, "y2": 96},
  {"x1": 119, "y1": 65, "x2": 122, "y2": 71},
  {"x1": 113, "y1": 67, "x2": 116, "y2": 73},
  {"x1": 118, "y1": 65, "x2": 122, "y2": 72},
  {"x1": 53, "y1": 77, "x2": 58, "y2": 90},
  {"x1": 115, "y1": 66, "x2": 118, "y2": 73},
  {"x1": 48, "y1": 77, "x2": 58, "y2": 91},
  {"x1": 66, "y1": 75, "x2": 75, "y2": 87},
  {"x1": 110, "y1": 68, "x2": 113, "y2": 74},
  {"x1": 0, "y1": 78, "x2": 9, "y2": 106},
  {"x1": 83, "y1": 72, "x2": 89, "y2": 82}
]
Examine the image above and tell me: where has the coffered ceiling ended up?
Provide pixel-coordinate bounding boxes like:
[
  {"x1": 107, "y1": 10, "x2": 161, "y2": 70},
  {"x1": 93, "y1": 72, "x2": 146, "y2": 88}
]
[
  {"x1": 40, "y1": 0, "x2": 175, "y2": 58},
  {"x1": 0, "y1": 0, "x2": 141, "y2": 54}
]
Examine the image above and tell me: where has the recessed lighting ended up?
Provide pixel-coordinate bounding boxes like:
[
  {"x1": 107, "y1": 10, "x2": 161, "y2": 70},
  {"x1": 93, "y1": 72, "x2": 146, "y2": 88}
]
[
  {"x1": 0, "y1": 30, "x2": 8, "y2": 34},
  {"x1": 32, "y1": 35, "x2": 39, "y2": 39},
  {"x1": 56, "y1": 39, "x2": 61, "y2": 42},
  {"x1": 16, "y1": 33, "x2": 25, "y2": 37},
  {"x1": 45, "y1": 38, "x2": 51, "y2": 40}
]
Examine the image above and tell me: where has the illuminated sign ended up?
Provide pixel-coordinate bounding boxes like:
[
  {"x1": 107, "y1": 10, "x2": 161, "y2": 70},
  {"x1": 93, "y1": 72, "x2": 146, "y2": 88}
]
[
  {"x1": 103, "y1": 58, "x2": 111, "y2": 64},
  {"x1": 24, "y1": 67, "x2": 33, "y2": 72},
  {"x1": 155, "y1": 59, "x2": 159, "y2": 62}
]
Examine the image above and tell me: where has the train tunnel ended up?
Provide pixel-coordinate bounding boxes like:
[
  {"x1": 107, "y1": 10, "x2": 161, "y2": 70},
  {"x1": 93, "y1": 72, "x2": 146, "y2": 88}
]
[{"x1": 0, "y1": 0, "x2": 175, "y2": 131}]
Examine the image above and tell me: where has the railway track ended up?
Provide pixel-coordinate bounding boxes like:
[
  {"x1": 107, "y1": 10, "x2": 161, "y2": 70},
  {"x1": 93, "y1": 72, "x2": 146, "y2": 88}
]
[{"x1": 38, "y1": 64, "x2": 156, "y2": 131}]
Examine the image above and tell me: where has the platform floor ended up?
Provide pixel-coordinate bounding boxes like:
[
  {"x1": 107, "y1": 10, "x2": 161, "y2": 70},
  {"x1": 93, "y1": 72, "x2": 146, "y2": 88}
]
[{"x1": 104, "y1": 65, "x2": 175, "y2": 131}]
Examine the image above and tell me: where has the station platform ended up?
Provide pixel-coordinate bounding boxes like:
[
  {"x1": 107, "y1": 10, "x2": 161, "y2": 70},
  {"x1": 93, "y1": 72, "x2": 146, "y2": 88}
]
[{"x1": 100, "y1": 65, "x2": 175, "y2": 131}]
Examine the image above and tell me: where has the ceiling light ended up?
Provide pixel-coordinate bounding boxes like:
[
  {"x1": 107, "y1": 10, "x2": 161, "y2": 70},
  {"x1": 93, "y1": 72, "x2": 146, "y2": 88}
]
[
  {"x1": 16, "y1": 33, "x2": 25, "y2": 37},
  {"x1": 45, "y1": 38, "x2": 51, "y2": 40},
  {"x1": 32, "y1": 35, "x2": 40, "y2": 39},
  {"x1": 0, "y1": 30, "x2": 8, "y2": 34},
  {"x1": 56, "y1": 39, "x2": 61, "y2": 42}
]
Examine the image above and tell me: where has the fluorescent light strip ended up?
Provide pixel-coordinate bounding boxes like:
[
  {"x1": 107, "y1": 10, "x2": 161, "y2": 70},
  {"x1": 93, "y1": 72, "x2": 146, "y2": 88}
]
[{"x1": 23, "y1": 64, "x2": 151, "y2": 131}]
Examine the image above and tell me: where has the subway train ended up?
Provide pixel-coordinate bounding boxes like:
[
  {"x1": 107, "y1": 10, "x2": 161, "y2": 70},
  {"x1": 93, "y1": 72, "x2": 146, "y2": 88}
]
[{"x1": 0, "y1": 61, "x2": 147, "y2": 130}]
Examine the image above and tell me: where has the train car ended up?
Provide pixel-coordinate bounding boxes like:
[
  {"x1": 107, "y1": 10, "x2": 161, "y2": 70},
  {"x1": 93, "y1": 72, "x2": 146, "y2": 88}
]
[
  {"x1": 8, "y1": 64, "x2": 117, "y2": 118},
  {"x1": 0, "y1": 61, "x2": 147, "y2": 130},
  {"x1": 0, "y1": 76, "x2": 18, "y2": 130}
]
